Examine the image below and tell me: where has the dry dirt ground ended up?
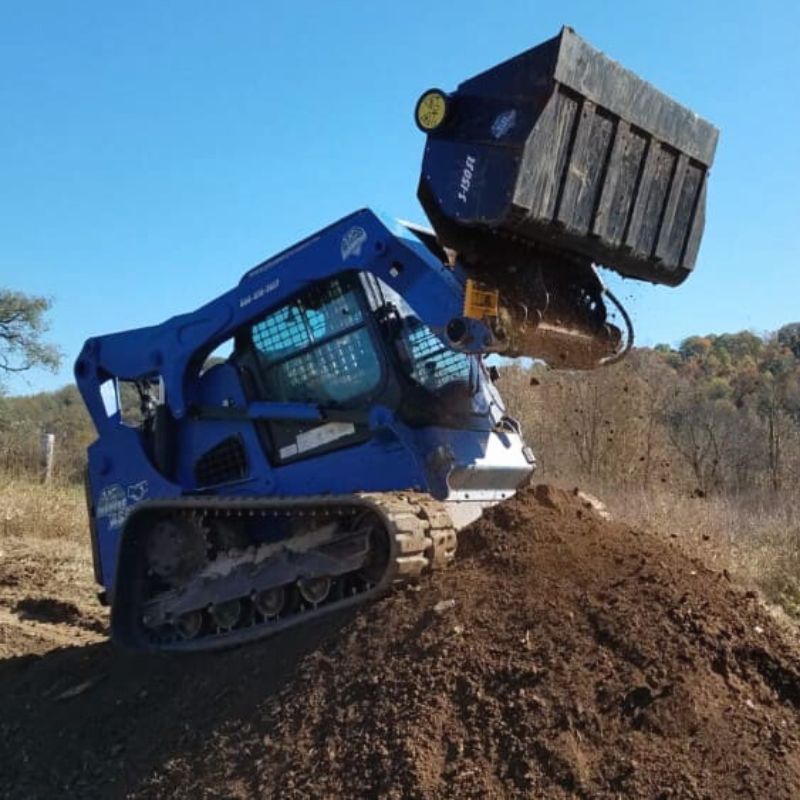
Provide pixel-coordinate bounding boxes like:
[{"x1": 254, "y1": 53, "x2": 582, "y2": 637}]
[{"x1": 2, "y1": 485, "x2": 800, "y2": 799}]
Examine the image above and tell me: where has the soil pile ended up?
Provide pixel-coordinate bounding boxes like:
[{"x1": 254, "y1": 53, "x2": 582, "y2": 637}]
[{"x1": 2, "y1": 485, "x2": 800, "y2": 799}]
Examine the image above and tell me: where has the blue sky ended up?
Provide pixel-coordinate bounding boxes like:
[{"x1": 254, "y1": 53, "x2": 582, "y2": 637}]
[{"x1": 2, "y1": 0, "x2": 798, "y2": 394}]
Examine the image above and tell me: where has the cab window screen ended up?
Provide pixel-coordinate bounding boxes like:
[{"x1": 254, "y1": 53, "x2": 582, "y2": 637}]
[
  {"x1": 403, "y1": 318, "x2": 472, "y2": 391},
  {"x1": 250, "y1": 279, "x2": 381, "y2": 406},
  {"x1": 252, "y1": 280, "x2": 364, "y2": 364}
]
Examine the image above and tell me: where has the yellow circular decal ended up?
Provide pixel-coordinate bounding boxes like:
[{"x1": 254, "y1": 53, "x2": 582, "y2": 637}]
[{"x1": 415, "y1": 90, "x2": 448, "y2": 132}]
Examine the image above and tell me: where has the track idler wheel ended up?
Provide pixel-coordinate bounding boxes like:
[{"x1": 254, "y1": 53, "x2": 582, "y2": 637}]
[
  {"x1": 297, "y1": 576, "x2": 332, "y2": 606},
  {"x1": 209, "y1": 599, "x2": 242, "y2": 630},
  {"x1": 174, "y1": 610, "x2": 203, "y2": 641},
  {"x1": 253, "y1": 586, "x2": 286, "y2": 619}
]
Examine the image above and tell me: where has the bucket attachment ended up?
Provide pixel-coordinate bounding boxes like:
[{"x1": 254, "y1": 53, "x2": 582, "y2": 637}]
[{"x1": 416, "y1": 26, "x2": 718, "y2": 368}]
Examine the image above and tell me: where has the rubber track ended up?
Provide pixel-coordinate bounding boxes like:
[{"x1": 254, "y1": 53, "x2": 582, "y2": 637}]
[{"x1": 118, "y1": 492, "x2": 457, "y2": 652}]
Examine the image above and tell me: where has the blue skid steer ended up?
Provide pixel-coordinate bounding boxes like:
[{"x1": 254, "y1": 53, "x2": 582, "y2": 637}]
[{"x1": 76, "y1": 28, "x2": 718, "y2": 650}]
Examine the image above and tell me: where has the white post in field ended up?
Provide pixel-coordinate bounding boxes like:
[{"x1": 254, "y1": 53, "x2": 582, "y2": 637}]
[{"x1": 40, "y1": 432, "x2": 55, "y2": 484}]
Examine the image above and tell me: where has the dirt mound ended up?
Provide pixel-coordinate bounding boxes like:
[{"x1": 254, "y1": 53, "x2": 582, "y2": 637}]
[{"x1": 3, "y1": 485, "x2": 800, "y2": 799}]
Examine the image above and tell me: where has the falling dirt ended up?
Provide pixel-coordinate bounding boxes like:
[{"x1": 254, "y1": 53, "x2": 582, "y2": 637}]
[{"x1": 2, "y1": 485, "x2": 800, "y2": 799}]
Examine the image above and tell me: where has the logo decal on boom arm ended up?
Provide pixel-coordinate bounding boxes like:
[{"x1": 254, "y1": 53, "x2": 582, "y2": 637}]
[{"x1": 340, "y1": 226, "x2": 367, "y2": 260}]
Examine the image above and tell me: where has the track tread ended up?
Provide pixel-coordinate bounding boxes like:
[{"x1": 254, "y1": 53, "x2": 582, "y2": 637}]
[{"x1": 121, "y1": 491, "x2": 457, "y2": 651}]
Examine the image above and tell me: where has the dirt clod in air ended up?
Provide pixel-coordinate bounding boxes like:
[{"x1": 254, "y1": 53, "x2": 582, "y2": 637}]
[{"x1": 2, "y1": 485, "x2": 800, "y2": 799}]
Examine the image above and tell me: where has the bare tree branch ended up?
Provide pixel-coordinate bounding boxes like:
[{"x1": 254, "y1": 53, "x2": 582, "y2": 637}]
[{"x1": 0, "y1": 288, "x2": 62, "y2": 388}]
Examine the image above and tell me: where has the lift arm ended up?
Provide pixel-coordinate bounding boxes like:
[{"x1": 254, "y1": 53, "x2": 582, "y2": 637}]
[{"x1": 75, "y1": 209, "x2": 498, "y2": 433}]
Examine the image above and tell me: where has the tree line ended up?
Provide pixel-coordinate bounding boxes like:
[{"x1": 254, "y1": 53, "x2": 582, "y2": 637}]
[{"x1": 499, "y1": 326, "x2": 800, "y2": 496}]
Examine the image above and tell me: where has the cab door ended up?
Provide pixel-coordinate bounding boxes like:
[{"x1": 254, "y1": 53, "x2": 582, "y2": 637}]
[{"x1": 235, "y1": 275, "x2": 389, "y2": 465}]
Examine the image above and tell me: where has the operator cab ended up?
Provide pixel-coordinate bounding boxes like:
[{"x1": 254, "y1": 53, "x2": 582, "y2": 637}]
[{"x1": 232, "y1": 272, "x2": 495, "y2": 466}]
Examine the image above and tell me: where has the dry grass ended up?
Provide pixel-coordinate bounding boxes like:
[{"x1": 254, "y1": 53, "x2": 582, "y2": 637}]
[
  {"x1": 0, "y1": 475, "x2": 98, "y2": 615},
  {"x1": 602, "y1": 487, "x2": 800, "y2": 619},
  {"x1": 1, "y1": 476, "x2": 86, "y2": 543}
]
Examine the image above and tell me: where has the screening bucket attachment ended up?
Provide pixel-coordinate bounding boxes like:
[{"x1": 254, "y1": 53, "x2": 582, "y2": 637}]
[
  {"x1": 417, "y1": 26, "x2": 719, "y2": 287},
  {"x1": 414, "y1": 27, "x2": 718, "y2": 368}
]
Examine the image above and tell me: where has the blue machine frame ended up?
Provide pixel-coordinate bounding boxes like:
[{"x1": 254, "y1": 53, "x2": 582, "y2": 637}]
[{"x1": 75, "y1": 209, "x2": 533, "y2": 598}]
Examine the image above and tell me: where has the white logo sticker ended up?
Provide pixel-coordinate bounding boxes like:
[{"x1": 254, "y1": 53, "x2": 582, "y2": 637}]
[
  {"x1": 491, "y1": 109, "x2": 517, "y2": 139},
  {"x1": 127, "y1": 480, "x2": 149, "y2": 503},
  {"x1": 96, "y1": 484, "x2": 128, "y2": 531},
  {"x1": 458, "y1": 155, "x2": 477, "y2": 203},
  {"x1": 340, "y1": 226, "x2": 367, "y2": 260}
]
